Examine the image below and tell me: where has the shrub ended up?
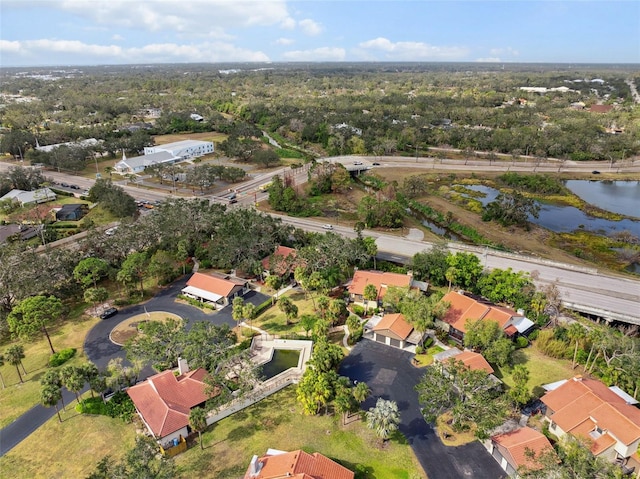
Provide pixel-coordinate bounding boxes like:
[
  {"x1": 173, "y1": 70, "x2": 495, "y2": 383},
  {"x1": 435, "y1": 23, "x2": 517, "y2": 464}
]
[
  {"x1": 435, "y1": 328, "x2": 450, "y2": 343},
  {"x1": 49, "y1": 347, "x2": 76, "y2": 367},
  {"x1": 423, "y1": 336, "x2": 434, "y2": 348},
  {"x1": 515, "y1": 336, "x2": 529, "y2": 349},
  {"x1": 415, "y1": 345, "x2": 425, "y2": 355},
  {"x1": 254, "y1": 297, "x2": 275, "y2": 316},
  {"x1": 105, "y1": 391, "x2": 136, "y2": 422},
  {"x1": 528, "y1": 329, "x2": 539, "y2": 341},
  {"x1": 76, "y1": 396, "x2": 108, "y2": 415},
  {"x1": 351, "y1": 304, "x2": 365, "y2": 316},
  {"x1": 348, "y1": 327, "x2": 363, "y2": 345}
]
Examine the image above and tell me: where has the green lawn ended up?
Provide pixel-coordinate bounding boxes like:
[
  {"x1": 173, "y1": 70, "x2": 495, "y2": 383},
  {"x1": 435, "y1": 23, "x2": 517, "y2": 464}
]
[
  {"x1": 495, "y1": 345, "x2": 576, "y2": 398},
  {"x1": 0, "y1": 391, "x2": 137, "y2": 478},
  {"x1": 174, "y1": 386, "x2": 425, "y2": 479},
  {"x1": 253, "y1": 290, "x2": 318, "y2": 337},
  {"x1": 413, "y1": 345, "x2": 445, "y2": 367}
]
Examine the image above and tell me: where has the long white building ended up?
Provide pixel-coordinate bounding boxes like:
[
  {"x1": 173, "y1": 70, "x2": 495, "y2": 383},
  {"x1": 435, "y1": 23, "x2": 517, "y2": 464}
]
[{"x1": 115, "y1": 139, "x2": 214, "y2": 174}]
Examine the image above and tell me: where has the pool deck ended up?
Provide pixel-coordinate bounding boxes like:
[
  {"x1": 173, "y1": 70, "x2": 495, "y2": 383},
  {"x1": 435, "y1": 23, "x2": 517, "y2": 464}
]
[{"x1": 249, "y1": 334, "x2": 313, "y2": 377}]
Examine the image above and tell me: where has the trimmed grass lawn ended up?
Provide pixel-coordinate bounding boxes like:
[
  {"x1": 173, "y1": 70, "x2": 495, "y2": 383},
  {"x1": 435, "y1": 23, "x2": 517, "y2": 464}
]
[
  {"x1": 413, "y1": 345, "x2": 445, "y2": 367},
  {"x1": 0, "y1": 392, "x2": 136, "y2": 478},
  {"x1": 174, "y1": 386, "x2": 425, "y2": 479},
  {"x1": 254, "y1": 290, "x2": 318, "y2": 337},
  {"x1": 0, "y1": 313, "x2": 100, "y2": 428},
  {"x1": 495, "y1": 345, "x2": 576, "y2": 397}
]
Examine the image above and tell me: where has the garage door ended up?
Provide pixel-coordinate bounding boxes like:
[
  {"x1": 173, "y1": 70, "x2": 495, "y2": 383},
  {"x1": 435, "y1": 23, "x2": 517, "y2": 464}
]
[
  {"x1": 375, "y1": 334, "x2": 386, "y2": 343},
  {"x1": 389, "y1": 338, "x2": 401, "y2": 348}
]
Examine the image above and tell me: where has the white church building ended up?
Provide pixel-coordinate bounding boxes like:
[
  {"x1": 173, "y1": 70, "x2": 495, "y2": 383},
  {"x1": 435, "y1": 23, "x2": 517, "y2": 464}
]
[{"x1": 114, "y1": 139, "x2": 214, "y2": 174}]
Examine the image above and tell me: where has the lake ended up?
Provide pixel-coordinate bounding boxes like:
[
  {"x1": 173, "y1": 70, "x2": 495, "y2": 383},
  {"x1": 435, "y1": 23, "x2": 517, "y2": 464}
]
[{"x1": 565, "y1": 180, "x2": 640, "y2": 219}]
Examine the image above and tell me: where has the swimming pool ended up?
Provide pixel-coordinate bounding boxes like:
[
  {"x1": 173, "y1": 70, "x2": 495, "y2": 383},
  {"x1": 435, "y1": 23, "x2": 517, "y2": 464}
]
[{"x1": 260, "y1": 349, "x2": 300, "y2": 380}]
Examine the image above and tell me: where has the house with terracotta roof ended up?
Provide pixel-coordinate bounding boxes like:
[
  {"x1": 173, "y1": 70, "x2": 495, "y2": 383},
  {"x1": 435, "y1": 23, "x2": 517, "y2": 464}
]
[
  {"x1": 433, "y1": 348, "x2": 495, "y2": 375},
  {"x1": 438, "y1": 291, "x2": 534, "y2": 343},
  {"x1": 261, "y1": 245, "x2": 298, "y2": 279},
  {"x1": 126, "y1": 359, "x2": 219, "y2": 447},
  {"x1": 348, "y1": 270, "x2": 425, "y2": 308},
  {"x1": 181, "y1": 271, "x2": 249, "y2": 309},
  {"x1": 244, "y1": 448, "x2": 354, "y2": 479},
  {"x1": 368, "y1": 312, "x2": 425, "y2": 350},
  {"x1": 541, "y1": 376, "x2": 640, "y2": 470},
  {"x1": 489, "y1": 427, "x2": 554, "y2": 477}
]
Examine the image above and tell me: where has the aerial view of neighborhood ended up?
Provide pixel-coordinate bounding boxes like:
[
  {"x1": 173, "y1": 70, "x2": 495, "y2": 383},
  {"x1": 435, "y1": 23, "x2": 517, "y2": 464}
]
[{"x1": 0, "y1": 1, "x2": 639, "y2": 478}]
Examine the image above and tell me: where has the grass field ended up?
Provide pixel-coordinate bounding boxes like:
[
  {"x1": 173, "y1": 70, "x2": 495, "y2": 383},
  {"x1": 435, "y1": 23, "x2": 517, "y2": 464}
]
[
  {"x1": 0, "y1": 313, "x2": 100, "y2": 428},
  {"x1": 153, "y1": 132, "x2": 228, "y2": 145},
  {"x1": 174, "y1": 386, "x2": 425, "y2": 479},
  {"x1": 0, "y1": 392, "x2": 137, "y2": 478},
  {"x1": 496, "y1": 345, "x2": 576, "y2": 398}
]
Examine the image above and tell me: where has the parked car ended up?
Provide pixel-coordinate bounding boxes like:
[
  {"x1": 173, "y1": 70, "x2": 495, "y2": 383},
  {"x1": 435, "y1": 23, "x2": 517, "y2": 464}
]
[
  {"x1": 322, "y1": 224, "x2": 333, "y2": 230},
  {"x1": 353, "y1": 161, "x2": 363, "y2": 165},
  {"x1": 372, "y1": 162, "x2": 381, "y2": 166},
  {"x1": 592, "y1": 170, "x2": 601, "y2": 174},
  {"x1": 105, "y1": 226, "x2": 118, "y2": 236},
  {"x1": 100, "y1": 307, "x2": 118, "y2": 320}
]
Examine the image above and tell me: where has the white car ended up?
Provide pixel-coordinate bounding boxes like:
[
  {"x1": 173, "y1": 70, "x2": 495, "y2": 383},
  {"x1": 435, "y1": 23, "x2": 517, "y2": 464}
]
[
  {"x1": 322, "y1": 224, "x2": 333, "y2": 230},
  {"x1": 353, "y1": 161, "x2": 363, "y2": 165},
  {"x1": 105, "y1": 227, "x2": 118, "y2": 236}
]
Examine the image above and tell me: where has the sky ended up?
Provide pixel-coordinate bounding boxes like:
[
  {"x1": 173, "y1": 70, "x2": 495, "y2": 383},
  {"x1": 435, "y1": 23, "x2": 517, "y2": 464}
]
[{"x1": 0, "y1": 0, "x2": 639, "y2": 67}]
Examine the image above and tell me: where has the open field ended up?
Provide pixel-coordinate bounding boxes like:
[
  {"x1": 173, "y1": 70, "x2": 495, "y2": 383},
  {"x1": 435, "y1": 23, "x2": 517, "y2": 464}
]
[
  {"x1": 153, "y1": 132, "x2": 228, "y2": 145},
  {"x1": 0, "y1": 313, "x2": 99, "y2": 428},
  {"x1": 0, "y1": 392, "x2": 137, "y2": 478},
  {"x1": 174, "y1": 385, "x2": 425, "y2": 479},
  {"x1": 110, "y1": 311, "x2": 182, "y2": 345}
]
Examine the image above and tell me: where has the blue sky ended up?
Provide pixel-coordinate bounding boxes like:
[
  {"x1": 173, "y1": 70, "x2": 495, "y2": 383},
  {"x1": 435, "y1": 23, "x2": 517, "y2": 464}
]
[{"x1": 1, "y1": 1, "x2": 638, "y2": 66}]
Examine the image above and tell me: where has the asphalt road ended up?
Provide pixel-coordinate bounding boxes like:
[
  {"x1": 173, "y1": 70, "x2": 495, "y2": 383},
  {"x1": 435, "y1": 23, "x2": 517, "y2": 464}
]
[
  {"x1": 0, "y1": 276, "x2": 269, "y2": 457},
  {"x1": 339, "y1": 340, "x2": 507, "y2": 479}
]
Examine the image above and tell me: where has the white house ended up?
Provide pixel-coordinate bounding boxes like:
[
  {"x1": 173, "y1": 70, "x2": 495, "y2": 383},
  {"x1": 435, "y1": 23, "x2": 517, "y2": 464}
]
[
  {"x1": 144, "y1": 139, "x2": 213, "y2": 160},
  {"x1": 0, "y1": 188, "x2": 56, "y2": 206}
]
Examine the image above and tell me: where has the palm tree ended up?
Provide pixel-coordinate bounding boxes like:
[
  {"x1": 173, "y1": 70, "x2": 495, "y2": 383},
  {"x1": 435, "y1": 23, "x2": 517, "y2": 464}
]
[
  {"x1": 353, "y1": 381, "x2": 370, "y2": 405},
  {"x1": 41, "y1": 383, "x2": 63, "y2": 422},
  {"x1": 363, "y1": 283, "x2": 378, "y2": 315},
  {"x1": 41, "y1": 369, "x2": 66, "y2": 410},
  {"x1": 445, "y1": 267, "x2": 457, "y2": 292},
  {"x1": 366, "y1": 398, "x2": 400, "y2": 443},
  {"x1": 567, "y1": 323, "x2": 586, "y2": 369},
  {"x1": 232, "y1": 297, "x2": 246, "y2": 337},
  {"x1": 6, "y1": 345, "x2": 26, "y2": 383},
  {"x1": 0, "y1": 354, "x2": 5, "y2": 389},
  {"x1": 334, "y1": 388, "x2": 355, "y2": 426},
  {"x1": 189, "y1": 407, "x2": 208, "y2": 450}
]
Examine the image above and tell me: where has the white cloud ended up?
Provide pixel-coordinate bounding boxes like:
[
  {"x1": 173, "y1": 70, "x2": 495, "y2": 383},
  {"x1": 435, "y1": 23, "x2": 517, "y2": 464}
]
[
  {"x1": 112, "y1": 34, "x2": 124, "y2": 41},
  {"x1": 358, "y1": 37, "x2": 468, "y2": 61},
  {"x1": 298, "y1": 18, "x2": 322, "y2": 36},
  {"x1": 490, "y1": 47, "x2": 519, "y2": 57},
  {"x1": 279, "y1": 17, "x2": 296, "y2": 30},
  {"x1": 46, "y1": 0, "x2": 293, "y2": 33},
  {"x1": 475, "y1": 57, "x2": 501, "y2": 63},
  {"x1": 0, "y1": 38, "x2": 269, "y2": 63},
  {"x1": 275, "y1": 37, "x2": 294, "y2": 46},
  {"x1": 283, "y1": 47, "x2": 346, "y2": 61}
]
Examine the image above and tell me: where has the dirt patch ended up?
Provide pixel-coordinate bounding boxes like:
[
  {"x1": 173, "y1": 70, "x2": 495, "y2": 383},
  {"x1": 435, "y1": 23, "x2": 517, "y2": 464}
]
[
  {"x1": 110, "y1": 311, "x2": 182, "y2": 346},
  {"x1": 152, "y1": 132, "x2": 228, "y2": 145}
]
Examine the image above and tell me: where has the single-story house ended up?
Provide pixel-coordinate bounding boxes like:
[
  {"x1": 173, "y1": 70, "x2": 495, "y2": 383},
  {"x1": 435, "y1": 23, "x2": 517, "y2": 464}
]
[
  {"x1": 126, "y1": 359, "x2": 219, "y2": 447},
  {"x1": 1, "y1": 188, "x2": 56, "y2": 206},
  {"x1": 244, "y1": 448, "x2": 354, "y2": 479},
  {"x1": 55, "y1": 203, "x2": 88, "y2": 221},
  {"x1": 367, "y1": 313, "x2": 425, "y2": 350},
  {"x1": 489, "y1": 427, "x2": 554, "y2": 477},
  {"x1": 433, "y1": 348, "x2": 495, "y2": 375},
  {"x1": 438, "y1": 291, "x2": 534, "y2": 343},
  {"x1": 541, "y1": 375, "x2": 640, "y2": 469},
  {"x1": 348, "y1": 270, "x2": 426, "y2": 308},
  {"x1": 35, "y1": 137, "x2": 101, "y2": 153},
  {"x1": 181, "y1": 272, "x2": 249, "y2": 309},
  {"x1": 0, "y1": 224, "x2": 40, "y2": 244},
  {"x1": 261, "y1": 245, "x2": 298, "y2": 279}
]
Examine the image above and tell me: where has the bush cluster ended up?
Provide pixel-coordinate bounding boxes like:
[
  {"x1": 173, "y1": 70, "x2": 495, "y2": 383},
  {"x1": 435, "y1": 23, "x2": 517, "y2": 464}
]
[{"x1": 49, "y1": 347, "x2": 76, "y2": 367}]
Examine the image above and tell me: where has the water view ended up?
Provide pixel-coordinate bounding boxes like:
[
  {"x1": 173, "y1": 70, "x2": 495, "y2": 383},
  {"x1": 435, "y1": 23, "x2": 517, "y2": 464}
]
[{"x1": 564, "y1": 181, "x2": 640, "y2": 219}]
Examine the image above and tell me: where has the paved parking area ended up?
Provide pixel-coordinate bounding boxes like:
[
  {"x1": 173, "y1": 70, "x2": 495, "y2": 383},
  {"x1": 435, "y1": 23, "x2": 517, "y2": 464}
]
[{"x1": 339, "y1": 340, "x2": 507, "y2": 479}]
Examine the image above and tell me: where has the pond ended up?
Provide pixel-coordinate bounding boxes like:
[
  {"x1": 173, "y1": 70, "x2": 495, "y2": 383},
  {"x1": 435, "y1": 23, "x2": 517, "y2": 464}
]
[
  {"x1": 564, "y1": 180, "x2": 640, "y2": 218},
  {"x1": 259, "y1": 349, "x2": 300, "y2": 380},
  {"x1": 460, "y1": 185, "x2": 640, "y2": 237}
]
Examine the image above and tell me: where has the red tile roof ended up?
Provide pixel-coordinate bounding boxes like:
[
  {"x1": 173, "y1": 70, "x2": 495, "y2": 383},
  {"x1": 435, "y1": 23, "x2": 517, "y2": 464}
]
[
  {"x1": 452, "y1": 350, "x2": 494, "y2": 374},
  {"x1": 261, "y1": 246, "x2": 298, "y2": 276},
  {"x1": 348, "y1": 270, "x2": 411, "y2": 299},
  {"x1": 186, "y1": 272, "x2": 246, "y2": 297},
  {"x1": 372, "y1": 313, "x2": 414, "y2": 341},
  {"x1": 441, "y1": 291, "x2": 519, "y2": 334},
  {"x1": 244, "y1": 450, "x2": 354, "y2": 479},
  {"x1": 127, "y1": 368, "x2": 218, "y2": 438},
  {"x1": 492, "y1": 427, "x2": 553, "y2": 471},
  {"x1": 541, "y1": 376, "x2": 640, "y2": 449}
]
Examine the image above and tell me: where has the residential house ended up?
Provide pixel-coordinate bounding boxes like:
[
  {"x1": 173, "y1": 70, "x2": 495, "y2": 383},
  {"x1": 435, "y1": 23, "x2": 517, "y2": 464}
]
[
  {"x1": 55, "y1": 203, "x2": 88, "y2": 221},
  {"x1": 1, "y1": 188, "x2": 56, "y2": 206},
  {"x1": 181, "y1": 271, "x2": 249, "y2": 309},
  {"x1": 261, "y1": 245, "x2": 301, "y2": 282},
  {"x1": 438, "y1": 291, "x2": 534, "y2": 343},
  {"x1": 244, "y1": 448, "x2": 354, "y2": 479},
  {"x1": 488, "y1": 427, "x2": 554, "y2": 477},
  {"x1": 433, "y1": 348, "x2": 495, "y2": 375},
  {"x1": 126, "y1": 359, "x2": 219, "y2": 447},
  {"x1": 35, "y1": 137, "x2": 101, "y2": 153},
  {"x1": 0, "y1": 224, "x2": 40, "y2": 244},
  {"x1": 348, "y1": 270, "x2": 425, "y2": 309},
  {"x1": 541, "y1": 376, "x2": 640, "y2": 472},
  {"x1": 366, "y1": 312, "x2": 425, "y2": 350}
]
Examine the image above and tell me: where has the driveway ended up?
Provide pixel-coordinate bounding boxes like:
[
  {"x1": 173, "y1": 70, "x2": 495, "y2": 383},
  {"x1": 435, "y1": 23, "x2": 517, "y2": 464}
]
[
  {"x1": 339, "y1": 340, "x2": 507, "y2": 479},
  {"x1": 0, "y1": 277, "x2": 270, "y2": 457}
]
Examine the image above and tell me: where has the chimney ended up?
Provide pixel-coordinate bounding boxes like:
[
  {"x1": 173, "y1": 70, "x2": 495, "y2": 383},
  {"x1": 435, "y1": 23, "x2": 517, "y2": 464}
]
[
  {"x1": 177, "y1": 357, "x2": 189, "y2": 375},
  {"x1": 249, "y1": 455, "x2": 263, "y2": 477},
  {"x1": 573, "y1": 375, "x2": 583, "y2": 382}
]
